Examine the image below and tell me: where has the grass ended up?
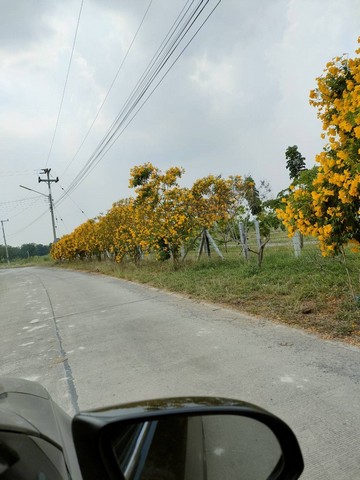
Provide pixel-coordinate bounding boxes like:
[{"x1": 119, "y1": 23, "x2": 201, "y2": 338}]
[
  {"x1": 0, "y1": 255, "x2": 52, "y2": 268},
  {"x1": 49, "y1": 243, "x2": 360, "y2": 345}
]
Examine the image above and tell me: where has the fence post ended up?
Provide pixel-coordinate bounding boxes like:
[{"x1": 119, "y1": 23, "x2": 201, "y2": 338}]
[
  {"x1": 197, "y1": 229, "x2": 206, "y2": 259},
  {"x1": 206, "y1": 230, "x2": 224, "y2": 260},
  {"x1": 239, "y1": 222, "x2": 249, "y2": 261},
  {"x1": 293, "y1": 231, "x2": 302, "y2": 257},
  {"x1": 254, "y1": 220, "x2": 261, "y2": 250}
]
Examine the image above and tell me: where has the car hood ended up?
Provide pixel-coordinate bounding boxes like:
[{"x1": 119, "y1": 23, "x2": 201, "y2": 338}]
[{"x1": 0, "y1": 377, "x2": 65, "y2": 446}]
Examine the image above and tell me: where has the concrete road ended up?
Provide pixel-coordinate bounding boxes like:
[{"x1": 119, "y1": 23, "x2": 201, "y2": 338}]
[{"x1": 0, "y1": 266, "x2": 359, "y2": 479}]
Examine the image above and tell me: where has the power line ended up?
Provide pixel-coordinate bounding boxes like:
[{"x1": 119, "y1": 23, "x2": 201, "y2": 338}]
[
  {"x1": 85, "y1": 0, "x2": 221, "y2": 179},
  {"x1": 7, "y1": 208, "x2": 49, "y2": 239},
  {"x1": 0, "y1": 196, "x2": 46, "y2": 217},
  {"x1": 2, "y1": 177, "x2": 85, "y2": 243},
  {"x1": 10, "y1": 197, "x2": 47, "y2": 220},
  {"x1": 10, "y1": 170, "x2": 59, "y2": 243},
  {"x1": 0, "y1": 195, "x2": 41, "y2": 207},
  {"x1": 56, "y1": 0, "x2": 205, "y2": 203},
  {"x1": 79, "y1": 0, "x2": 199, "y2": 169},
  {"x1": 76, "y1": 0, "x2": 195, "y2": 174},
  {"x1": 64, "y1": 0, "x2": 217, "y2": 188},
  {"x1": 54, "y1": 205, "x2": 68, "y2": 235},
  {"x1": 60, "y1": 0, "x2": 154, "y2": 178},
  {"x1": 51, "y1": 173, "x2": 88, "y2": 218},
  {"x1": 56, "y1": 0, "x2": 221, "y2": 207},
  {"x1": 0, "y1": 170, "x2": 40, "y2": 177},
  {"x1": 45, "y1": 0, "x2": 84, "y2": 168}
]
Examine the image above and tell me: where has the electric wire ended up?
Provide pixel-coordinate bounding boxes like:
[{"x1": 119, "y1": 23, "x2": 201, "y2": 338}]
[
  {"x1": 45, "y1": 0, "x2": 84, "y2": 168},
  {"x1": 77, "y1": 0, "x2": 199, "y2": 170},
  {"x1": 56, "y1": 0, "x2": 220, "y2": 207},
  {"x1": 54, "y1": 177, "x2": 88, "y2": 219},
  {"x1": 0, "y1": 170, "x2": 40, "y2": 177},
  {"x1": 68, "y1": 0, "x2": 198, "y2": 182},
  {"x1": 50, "y1": 172, "x2": 87, "y2": 217},
  {"x1": 0, "y1": 196, "x2": 45, "y2": 217},
  {"x1": 57, "y1": 0, "x2": 165, "y2": 193},
  {"x1": 10, "y1": 198, "x2": 47, "y2": 220},
  {"x1": 60, "y1": 0, "x2": 154, "y2": 178},
  {"x1": 62, "y1": 0, "x2": 215, "y2": 188},
  {"x1": 77, "y1": 0, "x2": 195, "y2": 169},
  {"x1": 11, "y1": 0, "x2": 219, "y2": 243},
  {"x1": 74, "y1": 0, "x2": 209, "y2": 191},
  {"x1": 0, "y1": 195, "x2": 41, "y2": 207},
  {"x1": 54, "y1": 205, "x2": 68, "y2": 235},
  {"x1": 55, "y1": 0, "x2": 203, "y2": 202},
  {"x1": 7, "y1": 208, "x2": 49, "y2": 239},
  {"x1": 81, "y1": 0, "x2": 221, "y2": 182}
]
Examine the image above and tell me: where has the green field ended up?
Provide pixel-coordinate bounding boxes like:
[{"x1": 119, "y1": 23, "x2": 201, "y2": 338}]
[
  {"x1": 0, "y1": 255, "x2": 52, "y2": 268},
  {"x1": 50, "y1": 240, "x2": 360, "y2": 344}
]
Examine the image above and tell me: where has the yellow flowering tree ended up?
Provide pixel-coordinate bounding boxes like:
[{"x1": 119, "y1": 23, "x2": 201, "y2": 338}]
[
  {"x1": 190, "y1": 174, "x2": 244, "y2": 229},
  {"x1": 97, "y1": 199, "x2": 149, "y2": 263},
  {"x1": 129, "y1": 165, "x2": 246, "y2": 261},
  {"x1": 129, "y1": 163, "x2": 195, "y2": 261},
  {"x1": 51, "y1": 164, "x2": 253, "y2": 263},
  {"x1": 51, "y1": 219, "x2": 101, "y2": 260},
  {"x1": 278, "y1": 38, "x2": 360, "y2": 255},
  {"x1": 51, "y1": 233, "x2": 76, "y2": 261}
]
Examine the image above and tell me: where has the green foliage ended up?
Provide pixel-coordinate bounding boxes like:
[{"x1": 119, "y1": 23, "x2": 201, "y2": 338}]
[
  {"x1": 242, "y1": 176, "x2": 262, "y2": 215},
  {"x1": 0, "y1": 243, "x2": 50, "y2": 262},
  {"x1": 156, "y1": 238, "x2": 172, "y2": 261},
  {"x1": 294, "y1": 165, "x2": 318, "y2": 188},
  {"x1": 285, "y1": 145, "x2": 306, "y2": 180},
  {"x1": 129, "y1": 163, "x2": 156, "y2": 187}
]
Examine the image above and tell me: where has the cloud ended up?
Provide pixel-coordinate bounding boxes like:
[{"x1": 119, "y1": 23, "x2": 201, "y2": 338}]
[
  {"x1": 0, "y1": 0, "x2": 55, "y2": 51},
  {"x1": 0, "y1": 0, "x2": 359, "y2": 245}
]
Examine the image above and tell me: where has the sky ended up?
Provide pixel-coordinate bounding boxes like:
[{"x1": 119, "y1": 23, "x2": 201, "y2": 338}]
[{"x1": 0, "y1": 0, "x2": 359, "y2": 247}]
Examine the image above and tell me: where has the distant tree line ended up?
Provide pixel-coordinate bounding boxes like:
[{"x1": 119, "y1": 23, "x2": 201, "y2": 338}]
[{"x1": 0, "y1": 243, "x2": 51, "y2": 261}]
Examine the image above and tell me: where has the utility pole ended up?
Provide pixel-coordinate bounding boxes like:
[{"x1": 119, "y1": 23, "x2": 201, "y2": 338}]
[
  {"x1": 1, "y1": 219, "x2": 10, "y2": 264},
  {"x1": 38, "y1": 168, "x2": 59, "y2": 244},
  {"x1": 20, "y1": 168, "x2": 59, "y2": 244}
]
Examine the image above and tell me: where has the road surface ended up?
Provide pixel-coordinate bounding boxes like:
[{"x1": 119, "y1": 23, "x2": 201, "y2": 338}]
[{"x1": 0, "y1": 266, "x2": 359, "y2": 479}]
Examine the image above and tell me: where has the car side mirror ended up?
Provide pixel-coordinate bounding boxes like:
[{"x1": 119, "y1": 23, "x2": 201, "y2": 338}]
[{"x1": 72, "y1": 397, "x2": 303, "y2": 480}]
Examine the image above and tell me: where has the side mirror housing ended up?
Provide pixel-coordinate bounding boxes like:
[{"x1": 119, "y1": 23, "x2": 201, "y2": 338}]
[{"x1": 72, "y1": 397, "x2": 303, "y2": 480}]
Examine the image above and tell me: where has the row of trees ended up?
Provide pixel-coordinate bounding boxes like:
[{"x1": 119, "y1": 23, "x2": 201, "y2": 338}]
[
  {"x1": 0, "y1": 243, "x2": 50, "y2": 261},
  {"x1": 278, "y1": 39, "x2": 360, "y2": 256},
  {"x1": 51, "y1": 164, "x2": 276, "y2": 263},
  {"x1": 52, "y1": 39, "x2": 360, "y2": 264}
]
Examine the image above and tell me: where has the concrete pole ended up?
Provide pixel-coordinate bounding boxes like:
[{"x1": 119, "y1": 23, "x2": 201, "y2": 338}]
[
  {"x1": 238, "y1": 222, "x2": 249, "y2": 261},
  {"x1": 293, "y1": 230, "x2": 302, "y2": 258},
  {"x1": 1, "y1": 219, "x2": 10, "y2": 264},
  {"x1": 38, "y1": 168, "x2": 59, "y2": 244},
  {"x1": 46, "y1": 170, "x2": 57, "y2": 243},
  {"x1": 254, "y1": 219, "x2": 262, "y2": 251}
]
